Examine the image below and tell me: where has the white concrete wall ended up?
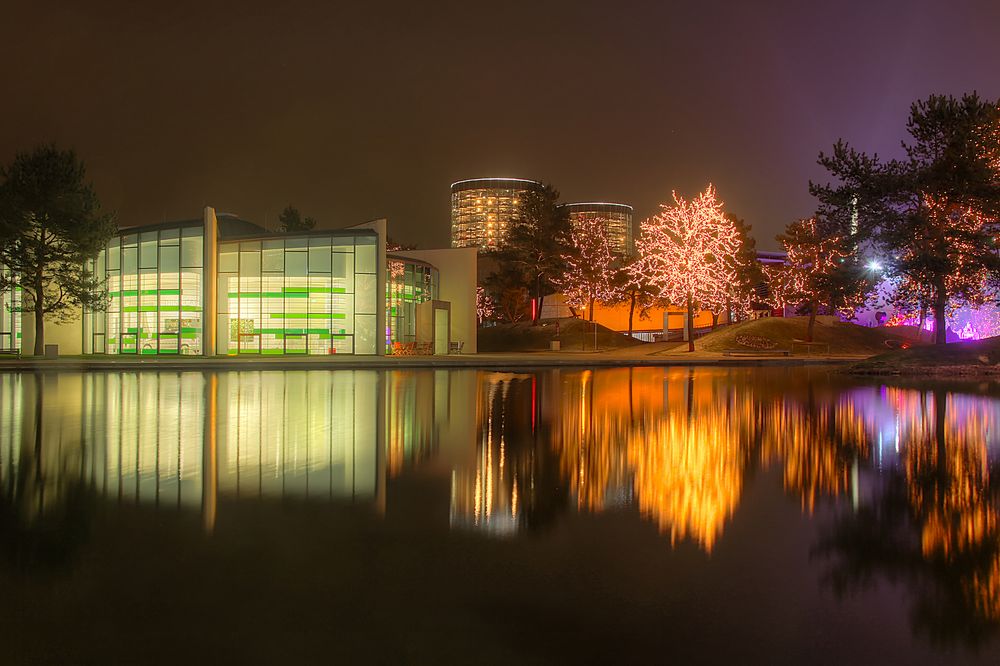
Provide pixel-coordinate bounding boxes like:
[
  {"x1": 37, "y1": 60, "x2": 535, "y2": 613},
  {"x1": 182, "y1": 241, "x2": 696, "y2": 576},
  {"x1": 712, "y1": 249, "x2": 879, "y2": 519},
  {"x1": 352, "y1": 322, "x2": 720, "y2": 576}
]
[
  {"x1": 21, "y1": 311, "x2": 83, "y2": 356},
  {"x1": 395, "y1": 247, "x2": 478, "y2": 354}
]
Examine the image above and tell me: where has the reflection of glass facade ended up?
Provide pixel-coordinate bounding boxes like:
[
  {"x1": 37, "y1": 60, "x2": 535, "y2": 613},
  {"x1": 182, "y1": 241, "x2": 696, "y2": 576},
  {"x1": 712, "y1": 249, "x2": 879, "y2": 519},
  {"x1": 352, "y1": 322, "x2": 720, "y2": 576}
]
[
  {"x1": 0, "y1": 265, "x2": 20, "y2": 352},
  {"x1": 218, "y1": 371, "x2": 379, "y2": 499},
  {"x1": 0, "y1": 371, "x2": 381, "y2": 514},
  {"x1": 217, "y1": 234, "x2": 377, "y2": 355},
  {"x1": 84, "y1": 224, "x2": 204, "y2": 355},
  {"x1": 560, "y1": 202, "x2": 634, "y2": 256},
  {"x1": 450, "y1": 178, "x2": 542, "y2": 250},
  {"x1": 387, "y1": 255, "x2": 438, "y2": 348}
]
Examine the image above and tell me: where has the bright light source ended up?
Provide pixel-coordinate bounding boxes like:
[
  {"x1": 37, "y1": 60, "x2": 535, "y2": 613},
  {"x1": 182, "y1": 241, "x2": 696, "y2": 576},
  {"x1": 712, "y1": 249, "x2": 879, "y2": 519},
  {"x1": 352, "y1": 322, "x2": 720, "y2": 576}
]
[{"x1": 867, "y1": 260, "x2": 883, "y2": 272}]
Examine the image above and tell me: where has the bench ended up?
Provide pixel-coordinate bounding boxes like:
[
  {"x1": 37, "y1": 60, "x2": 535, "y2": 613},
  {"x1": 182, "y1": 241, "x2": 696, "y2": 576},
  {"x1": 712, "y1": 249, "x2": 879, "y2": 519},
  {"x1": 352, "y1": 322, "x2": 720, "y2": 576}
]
[
  {"x1": 791, "y1": 339, "x2": 830, "y2": 355},
  {"x1": 722, "y1": 348, "x2": 791, "y2": 357},
  {"x1": 0, "y1": 349, "x2": 20, "y2": 359},
  {"x1": 448, "y1": 341, "x2": 464, "y2": 354}
]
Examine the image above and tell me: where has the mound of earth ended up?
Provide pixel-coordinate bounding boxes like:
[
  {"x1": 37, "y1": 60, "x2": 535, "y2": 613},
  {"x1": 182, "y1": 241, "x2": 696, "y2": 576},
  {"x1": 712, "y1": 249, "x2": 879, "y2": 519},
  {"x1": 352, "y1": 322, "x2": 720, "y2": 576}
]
[
  {"x1": 696, "y1": 316, "x2": 917, "y2": 356},
  {"x1": 478, "y1": 317, "x2": 644, "y2": 352},
  {"x1": 850, "y1": 335, "x2": 1000, "y2": 375}
]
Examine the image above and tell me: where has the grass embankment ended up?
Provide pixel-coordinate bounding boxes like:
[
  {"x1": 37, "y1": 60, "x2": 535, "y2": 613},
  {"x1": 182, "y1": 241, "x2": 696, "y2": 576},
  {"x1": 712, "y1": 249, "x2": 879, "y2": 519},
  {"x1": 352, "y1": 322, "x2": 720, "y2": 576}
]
[
  {"x1": 695, "y1": 316, "x2": 916, "y2": 356},
  {"x1": 477, "y1": 317, "x2": 644, "y2": 353},
  {"x1": 850, "y1": 336, "x2": 1000, "y2": 375}
]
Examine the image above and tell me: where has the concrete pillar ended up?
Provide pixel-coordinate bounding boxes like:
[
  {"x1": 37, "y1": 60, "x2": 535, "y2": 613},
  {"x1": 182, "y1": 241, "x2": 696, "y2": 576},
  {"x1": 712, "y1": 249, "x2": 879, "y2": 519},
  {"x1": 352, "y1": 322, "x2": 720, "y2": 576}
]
[{"x1": 203, "y1": 207, "x2": 219, "y2": 357}]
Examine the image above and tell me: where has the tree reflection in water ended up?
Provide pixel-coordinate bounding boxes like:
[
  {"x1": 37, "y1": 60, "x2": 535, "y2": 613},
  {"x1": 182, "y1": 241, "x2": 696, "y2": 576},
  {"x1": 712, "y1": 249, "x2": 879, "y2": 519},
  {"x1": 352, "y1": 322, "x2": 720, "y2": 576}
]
[
  {"x1": 3, "y1": 367, "x2": 1000, "y2": 647},
  {"x1": 815, "y1": 387, "x2": 1000, "y2": 648},
  {"x1": 464, "y1": 368, "x2": 1000, "y2": 643},
  {"x1": 0, "y1": 374, "x2": 94, "y2": 571}
]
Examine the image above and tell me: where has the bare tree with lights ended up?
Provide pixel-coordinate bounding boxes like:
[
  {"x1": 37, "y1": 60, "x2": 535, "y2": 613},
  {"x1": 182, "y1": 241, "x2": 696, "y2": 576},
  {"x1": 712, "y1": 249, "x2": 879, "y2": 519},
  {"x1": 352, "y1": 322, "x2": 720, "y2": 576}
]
[
  {"x1": 777, "y1": 217, "x2": 851, "y2": 342},
  {"x1": 616, "y1": 255, "x2": 661, "y2": 339},
  {"x1": 476, "y1": 285, "x2": 496, "y2": 324},
  {"x1": 555, "y1": 216, "x2": 617, "y2": 320},
  {"x1": 721, "y1": 213, "x2": 764, "y2": 325},
  {"x1": 636, "y1": 184, "x2": 740, "y2": 352}
]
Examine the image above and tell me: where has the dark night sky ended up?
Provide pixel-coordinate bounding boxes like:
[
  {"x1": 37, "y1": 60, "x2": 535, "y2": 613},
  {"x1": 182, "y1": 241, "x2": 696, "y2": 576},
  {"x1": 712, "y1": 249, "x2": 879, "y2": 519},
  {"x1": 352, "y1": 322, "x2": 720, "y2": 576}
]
[{"x1": 2, "y1": 1, "x2": 999, "y2": 250}]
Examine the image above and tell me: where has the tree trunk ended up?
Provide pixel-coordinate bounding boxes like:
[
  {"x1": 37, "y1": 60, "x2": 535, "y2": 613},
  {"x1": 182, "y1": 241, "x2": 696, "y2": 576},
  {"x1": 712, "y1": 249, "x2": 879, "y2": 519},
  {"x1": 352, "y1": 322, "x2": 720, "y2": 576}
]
[
  {"x1": 711, "y1": 312, "x2": 719, "y2": 331},
  {"x1": 588, "y1": 296, "x2": 594, "y2": 322},
  {"x1": 627, "y1": 291, "x2": 637, "y2": 339},
  {"x1": 686, "y1": 292, "x2": 694, "y2": 353},
  {"x1": 933, "y1": 286, "x2": 947, "y2": 345},
  {"x1": 33, "y1": 274, "x2": 44, "y2": 356},
  {"x1": 806, "y1": 300, "x2": 817, "y2": 343},
  {"x1": 917, "y1": 303, "x2": 927, "y2": 339}
]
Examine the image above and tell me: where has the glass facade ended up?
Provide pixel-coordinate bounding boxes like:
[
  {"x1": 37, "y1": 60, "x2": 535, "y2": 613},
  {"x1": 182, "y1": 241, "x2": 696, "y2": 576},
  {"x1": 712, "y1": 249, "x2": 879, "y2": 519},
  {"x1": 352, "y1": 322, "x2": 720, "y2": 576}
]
[
  {"x1": 387, "y1": 256, "x2": 438, "y2": 350},
  {"x1": 450, "y1": 178, "x2": 542, "y2": 250},
  {"x1": 0, "y1": 265, "x2": 20, "y2": 352},
  {"x1": 85, "y1": 225, "x2": 204, "y2": 355},
  {"x1": 561, "y1": 203, "x2": 634, "y2": 256},
  {"x1": 216, "y1": 233, "x2": 378, "y2": 355},
  {"x1": 84, "y1": 224, "x2": 383, "y2": 356}
]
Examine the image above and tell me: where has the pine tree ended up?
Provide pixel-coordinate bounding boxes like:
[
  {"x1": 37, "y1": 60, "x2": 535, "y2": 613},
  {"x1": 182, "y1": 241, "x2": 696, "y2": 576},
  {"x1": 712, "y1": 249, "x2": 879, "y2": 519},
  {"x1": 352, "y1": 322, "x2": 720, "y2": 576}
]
[
  {"x1": 813, "y1": 92, "x2": 1000, "y2": 344},
  {"x1": 0, "y1": 145, "x2": 116, "y2": 355}
]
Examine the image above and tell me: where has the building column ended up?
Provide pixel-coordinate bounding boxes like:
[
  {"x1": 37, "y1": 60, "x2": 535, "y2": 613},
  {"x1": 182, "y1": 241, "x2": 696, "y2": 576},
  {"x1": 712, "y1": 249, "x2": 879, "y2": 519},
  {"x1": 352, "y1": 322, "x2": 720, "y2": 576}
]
[
  {"x1": 203, "y1": 207, "x2": 219, "y2": 357},
  {"x1": 375, "y1": 220, "x2": 387, "y2": 356}
]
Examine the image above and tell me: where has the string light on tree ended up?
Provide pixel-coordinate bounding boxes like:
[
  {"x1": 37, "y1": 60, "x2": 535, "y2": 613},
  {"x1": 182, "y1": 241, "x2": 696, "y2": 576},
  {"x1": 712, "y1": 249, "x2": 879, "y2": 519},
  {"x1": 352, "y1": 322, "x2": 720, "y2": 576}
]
[
  {"x1": 635, "y1": 184, "x2": 740, "y2": 352},
  {"x1": 555, "y1": 216, "x2": 618, "y2": 320}
]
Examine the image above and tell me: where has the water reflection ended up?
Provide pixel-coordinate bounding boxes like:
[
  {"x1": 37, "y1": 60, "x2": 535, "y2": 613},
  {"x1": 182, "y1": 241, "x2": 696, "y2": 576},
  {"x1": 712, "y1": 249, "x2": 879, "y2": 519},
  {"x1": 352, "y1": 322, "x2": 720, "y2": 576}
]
[{"x1": 3, "y1": 367, "x2": 1000, "y2": 648}]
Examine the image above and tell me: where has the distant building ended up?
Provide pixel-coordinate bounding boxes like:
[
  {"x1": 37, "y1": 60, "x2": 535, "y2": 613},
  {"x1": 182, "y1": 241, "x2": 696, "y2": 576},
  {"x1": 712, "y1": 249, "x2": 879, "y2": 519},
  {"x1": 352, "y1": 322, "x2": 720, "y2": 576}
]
[
  {"x1": 450, "y1": 177, "x2": 543, "y2": 250},
  {"x1": 559, "y1": 202, "x2": 634, "y2": 256}
]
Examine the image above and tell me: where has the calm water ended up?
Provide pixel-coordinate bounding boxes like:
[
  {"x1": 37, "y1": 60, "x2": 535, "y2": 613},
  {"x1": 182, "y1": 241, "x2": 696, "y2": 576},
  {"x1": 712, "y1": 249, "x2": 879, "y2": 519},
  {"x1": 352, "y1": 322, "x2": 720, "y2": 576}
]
[{"x1": 3, "y1": 367, "x2": 1000, "y2": 664}]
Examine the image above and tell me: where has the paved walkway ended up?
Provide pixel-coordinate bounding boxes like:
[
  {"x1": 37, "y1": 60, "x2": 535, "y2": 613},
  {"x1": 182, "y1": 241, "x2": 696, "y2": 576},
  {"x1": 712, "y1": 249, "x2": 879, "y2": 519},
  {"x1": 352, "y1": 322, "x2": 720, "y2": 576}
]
[{"x1": 0, "y1": 342, "x2": 865, "y2": 372}]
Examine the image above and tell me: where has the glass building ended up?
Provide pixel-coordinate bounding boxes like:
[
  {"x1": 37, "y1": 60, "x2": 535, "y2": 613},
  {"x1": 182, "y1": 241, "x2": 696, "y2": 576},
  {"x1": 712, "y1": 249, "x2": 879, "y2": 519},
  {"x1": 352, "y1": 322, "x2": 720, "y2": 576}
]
[
  {"x1": 387, "y1": 254, "x2": 438, "y2": 348},
  {"x1": 216, "y1": 233, "x2": 378, "y2": 356},
  {"x1": 450, "y1": 177, "x2": 542, "y2": 250},
  {"x1": 559, "y1": 202, "x2": 634, "y2": 256},
  {"x1": 83, "y1": 211, "x2": 385, "y2": 356},
  {"x1": 0, "y1": 265, "x2": 20, "y2": 352},
  {"x1": 84, "y1": 222, "x2": 205, "y2": 355}
]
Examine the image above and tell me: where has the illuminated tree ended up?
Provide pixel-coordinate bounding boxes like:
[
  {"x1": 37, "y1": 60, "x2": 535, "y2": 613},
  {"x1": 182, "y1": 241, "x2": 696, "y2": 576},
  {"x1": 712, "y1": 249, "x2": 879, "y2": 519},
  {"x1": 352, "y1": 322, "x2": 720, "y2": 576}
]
[
  {"x1": 476, "y1": 285, "x2": 496, "y2": 324},
  {"x1": 719, "y1": 212, "x2": 764, "y2": 326},
  {"x1": 813, "y1": 92, "x2": 1000, "y2": 345},
  {"x1": 762, "y1": 263, "x2": 794, "y2": 311},
  {"x1": 554, "y1": 216, "x2": 617, "y2": 320},
  {"x1": 776, "y1": 217, "x2": 854, "y2": 342},
  {"x1": 617, "y1": 256, "x2": 661, "y2": 339},
  {"x1": 636, "y1": 184, "x2": 739, "y2": 351}
]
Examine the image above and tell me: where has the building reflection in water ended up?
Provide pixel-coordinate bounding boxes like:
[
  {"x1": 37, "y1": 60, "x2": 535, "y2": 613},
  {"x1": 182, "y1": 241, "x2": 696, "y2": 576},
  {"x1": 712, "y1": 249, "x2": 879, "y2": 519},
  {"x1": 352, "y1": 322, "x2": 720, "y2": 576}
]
[
  {"x1": 0, "y1": 371, "x2": 385, "y2": 532},
  {"x1": 3, "y1": 367, "x2": 1000, "y2": 642}
]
